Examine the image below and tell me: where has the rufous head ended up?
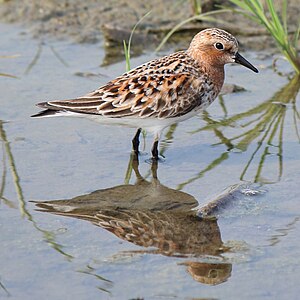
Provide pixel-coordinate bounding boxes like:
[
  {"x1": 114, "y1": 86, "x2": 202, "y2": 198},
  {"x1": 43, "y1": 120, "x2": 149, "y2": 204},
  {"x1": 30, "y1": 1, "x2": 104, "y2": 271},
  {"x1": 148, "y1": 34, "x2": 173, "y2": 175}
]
[{"x1": 187, "y1": 28, "x2": 258, "y2": 73}]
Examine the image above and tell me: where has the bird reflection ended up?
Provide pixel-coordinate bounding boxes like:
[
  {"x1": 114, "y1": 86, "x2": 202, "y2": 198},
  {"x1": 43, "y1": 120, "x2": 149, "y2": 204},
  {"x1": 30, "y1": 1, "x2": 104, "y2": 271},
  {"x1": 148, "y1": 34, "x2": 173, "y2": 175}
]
[{"x1": 34, "y1": 153, "x2": 232, "y2": 285}]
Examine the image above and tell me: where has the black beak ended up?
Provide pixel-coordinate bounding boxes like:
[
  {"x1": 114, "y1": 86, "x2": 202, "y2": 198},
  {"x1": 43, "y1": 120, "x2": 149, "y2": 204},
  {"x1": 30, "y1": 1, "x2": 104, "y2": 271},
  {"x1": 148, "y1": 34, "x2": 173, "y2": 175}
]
[{"x1": 235, "y1": 52, "x2": 258, "y2": 73}]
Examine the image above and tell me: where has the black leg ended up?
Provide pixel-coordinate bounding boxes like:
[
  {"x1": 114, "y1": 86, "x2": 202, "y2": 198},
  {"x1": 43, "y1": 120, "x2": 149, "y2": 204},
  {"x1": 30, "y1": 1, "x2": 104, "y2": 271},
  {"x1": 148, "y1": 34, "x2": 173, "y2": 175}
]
[
  {"x1": 151, "y1": 140, "x2": 159, "y2": 161},
  {"x1": 132, "y1": 128, "x2": 141, "y2": 154}
]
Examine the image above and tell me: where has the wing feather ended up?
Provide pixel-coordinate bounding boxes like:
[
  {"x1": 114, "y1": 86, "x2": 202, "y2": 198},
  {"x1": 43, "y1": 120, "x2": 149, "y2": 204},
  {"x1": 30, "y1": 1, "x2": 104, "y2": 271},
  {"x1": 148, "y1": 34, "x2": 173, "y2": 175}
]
[{"x1": 36, "y1": 51, "x2": 209, "y2": 119}]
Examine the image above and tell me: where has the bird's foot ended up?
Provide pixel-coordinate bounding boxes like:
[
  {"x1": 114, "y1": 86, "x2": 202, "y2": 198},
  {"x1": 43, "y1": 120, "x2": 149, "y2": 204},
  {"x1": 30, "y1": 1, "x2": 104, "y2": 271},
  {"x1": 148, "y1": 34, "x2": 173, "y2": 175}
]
[{"x1": 145, "y1": 156, "x2": 165, "y2": 164}]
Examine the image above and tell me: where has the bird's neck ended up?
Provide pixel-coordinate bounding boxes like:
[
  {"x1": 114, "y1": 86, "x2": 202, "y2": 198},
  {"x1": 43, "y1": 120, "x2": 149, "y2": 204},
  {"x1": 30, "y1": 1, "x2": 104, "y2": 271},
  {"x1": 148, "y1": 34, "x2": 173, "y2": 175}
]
[
  {"x1": 187, "y1": 49, "x2": 225, "y2": 93},
  {"x1": 204, "y1": 64, "x2": 225, "y2": 93}
]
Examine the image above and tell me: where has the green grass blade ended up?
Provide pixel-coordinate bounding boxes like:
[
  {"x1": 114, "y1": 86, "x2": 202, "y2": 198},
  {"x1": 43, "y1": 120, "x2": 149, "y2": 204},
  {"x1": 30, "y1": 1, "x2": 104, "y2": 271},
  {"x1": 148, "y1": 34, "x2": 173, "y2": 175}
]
[
  {"x1": 156, "y1": 9, "x2": 230, "y2": 52},
  {"x1": 229, "y1": 0, "x2": 300, "y2": 74},
  {"x1": 123, "y1": 11, "x2": 151, "y2": 72},
  {"x1": 123, "y1": 40, "x2": 130, "y2": 72},
  {"x1": 281, "y1": 0, "x2": 288, "y2": 35},
  {"x1": 292, "y1": 22, "x2": 300, "y2": 48}
]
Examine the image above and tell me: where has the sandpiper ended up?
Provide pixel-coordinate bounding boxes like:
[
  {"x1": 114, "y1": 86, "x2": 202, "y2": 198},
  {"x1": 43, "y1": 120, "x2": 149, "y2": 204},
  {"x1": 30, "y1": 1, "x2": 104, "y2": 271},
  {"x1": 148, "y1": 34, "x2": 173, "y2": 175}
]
[{"x1": 32, "y1": 28, "x2": 258, "y2": 160}]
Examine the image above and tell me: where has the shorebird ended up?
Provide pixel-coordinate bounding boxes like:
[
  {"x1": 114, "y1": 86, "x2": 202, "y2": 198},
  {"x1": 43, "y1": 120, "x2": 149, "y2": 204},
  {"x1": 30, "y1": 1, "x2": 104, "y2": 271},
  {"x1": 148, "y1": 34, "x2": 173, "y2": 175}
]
[{"x1": 32, "y1": 28, "x2": 258, "y2": 160}]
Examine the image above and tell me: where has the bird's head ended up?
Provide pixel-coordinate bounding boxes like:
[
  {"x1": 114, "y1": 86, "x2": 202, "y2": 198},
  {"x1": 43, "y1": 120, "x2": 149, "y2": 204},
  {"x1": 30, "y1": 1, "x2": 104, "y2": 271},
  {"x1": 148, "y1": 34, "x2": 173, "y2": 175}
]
[{"x1": 187, "y1": 28, "x2": 258, "y2": 73}]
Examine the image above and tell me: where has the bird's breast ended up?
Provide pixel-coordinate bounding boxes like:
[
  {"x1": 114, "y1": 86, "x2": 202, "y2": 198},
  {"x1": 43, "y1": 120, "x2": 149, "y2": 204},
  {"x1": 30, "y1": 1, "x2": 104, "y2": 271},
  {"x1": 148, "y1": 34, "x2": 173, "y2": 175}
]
[{"x1": 191, "y1": 76, "x2": 220, "y2": 109}]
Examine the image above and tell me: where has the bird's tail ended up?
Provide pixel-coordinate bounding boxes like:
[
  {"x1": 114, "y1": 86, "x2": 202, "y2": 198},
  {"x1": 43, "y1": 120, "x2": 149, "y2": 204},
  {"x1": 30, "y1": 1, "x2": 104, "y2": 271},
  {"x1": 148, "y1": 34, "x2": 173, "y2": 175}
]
[
  {"x1": 31, "y1": 109, "x2": 65, "y2": 118},
  {"x1": 31, "y1": 101, "x2": 77, "y2": 118}
]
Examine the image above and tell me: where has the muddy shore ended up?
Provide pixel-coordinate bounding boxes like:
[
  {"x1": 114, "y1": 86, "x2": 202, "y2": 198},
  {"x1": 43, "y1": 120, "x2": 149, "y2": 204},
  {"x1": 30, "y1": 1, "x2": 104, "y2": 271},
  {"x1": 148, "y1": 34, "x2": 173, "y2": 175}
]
[{"x1": 1, "y1": 0, "x2": 299, "y2": 57}]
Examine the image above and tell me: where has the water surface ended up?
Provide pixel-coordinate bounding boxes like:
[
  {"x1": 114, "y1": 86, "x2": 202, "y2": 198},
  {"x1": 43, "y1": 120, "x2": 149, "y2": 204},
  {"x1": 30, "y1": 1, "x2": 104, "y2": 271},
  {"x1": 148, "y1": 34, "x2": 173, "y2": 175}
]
[{"x1": 1, "y1": 23, "x2": 300, "y2": 299}]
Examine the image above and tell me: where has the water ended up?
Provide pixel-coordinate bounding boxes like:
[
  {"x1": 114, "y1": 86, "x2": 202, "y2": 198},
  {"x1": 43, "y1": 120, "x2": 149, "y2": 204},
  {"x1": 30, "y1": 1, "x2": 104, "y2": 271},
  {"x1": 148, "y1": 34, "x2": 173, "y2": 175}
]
[{"x1": 1, "y1": 23, "x2": 300, "y2": 299}]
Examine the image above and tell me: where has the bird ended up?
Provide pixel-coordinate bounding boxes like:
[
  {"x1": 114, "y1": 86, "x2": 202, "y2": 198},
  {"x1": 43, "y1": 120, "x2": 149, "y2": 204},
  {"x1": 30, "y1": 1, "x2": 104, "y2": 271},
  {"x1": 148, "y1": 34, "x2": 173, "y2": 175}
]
[{"x1": 32, "y1": 28, "x2": 258, "y2": 160}]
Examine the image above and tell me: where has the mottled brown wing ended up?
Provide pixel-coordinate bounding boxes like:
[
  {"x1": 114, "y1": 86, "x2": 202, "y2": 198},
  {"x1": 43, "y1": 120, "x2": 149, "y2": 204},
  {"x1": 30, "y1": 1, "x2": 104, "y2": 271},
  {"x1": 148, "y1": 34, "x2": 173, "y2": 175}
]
[{"x1": 41, "y1": 72, "x2": 204, "y2": 119}]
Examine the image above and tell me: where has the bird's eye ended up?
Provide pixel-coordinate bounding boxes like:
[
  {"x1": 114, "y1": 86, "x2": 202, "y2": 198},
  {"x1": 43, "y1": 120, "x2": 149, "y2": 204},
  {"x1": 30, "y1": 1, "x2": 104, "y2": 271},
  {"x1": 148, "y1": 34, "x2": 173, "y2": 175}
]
[{"x1": 215, "y1": 42, "x2": 224, "y2": 50}]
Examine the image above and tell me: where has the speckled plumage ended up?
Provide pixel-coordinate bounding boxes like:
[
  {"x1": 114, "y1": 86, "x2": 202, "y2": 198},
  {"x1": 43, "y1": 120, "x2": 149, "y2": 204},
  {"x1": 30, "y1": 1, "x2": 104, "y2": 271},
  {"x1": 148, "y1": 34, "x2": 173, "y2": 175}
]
[
  {"x1": 32, "y1": 28, "x2": 258, "y2": 160},
  {"x1": 34, "y1": 51, "x2": 217, "y2": 119}
]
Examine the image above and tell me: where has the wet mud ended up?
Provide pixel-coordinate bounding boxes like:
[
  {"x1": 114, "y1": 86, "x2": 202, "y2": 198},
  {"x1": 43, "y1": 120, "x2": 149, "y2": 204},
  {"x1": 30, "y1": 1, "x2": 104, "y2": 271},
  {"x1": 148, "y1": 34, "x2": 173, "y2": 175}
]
[{"x1": 1, "y1": 0, "x2": 299, "y2": 53}]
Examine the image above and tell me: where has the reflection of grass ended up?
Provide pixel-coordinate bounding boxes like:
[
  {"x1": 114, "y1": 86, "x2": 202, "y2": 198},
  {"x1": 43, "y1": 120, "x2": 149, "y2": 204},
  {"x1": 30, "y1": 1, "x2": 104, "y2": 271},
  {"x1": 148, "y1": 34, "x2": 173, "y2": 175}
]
[
  {"x1": 124, "y1": 152, "x2": 136, "y2": 184},
  {"x1": 0, "y1": 121, "x2": 73, "y2": 260},
  {"x1": 77, "y1": 264, "x2": 113, "y2": 294},
  {"x1": 160, "y1": 123, "x2": 178, "y2": 157},
  {"x1": 24, "y1": 42, "x2": 69, "y2": 75},
  {"x1": 0, "y1": 121, "x2": 25, "y2": 212},
  {"x1": 229, "y1": 0, "x2": 300, "y2": 74},
  {"x1": 0, "y1": 72, "x2": 17, "y2": 78},
  {"x1": 0, "y1": 276, "x2": 10, "y2": 297},
  {"x1": 177, "y1": 75, "x2": 300, "y2": 188},
  {"x1": 177, "y1": 152, "x2": 229, "y2": 190},
  {"x1": 0, "y1": 54, "x2": 19, "y2": 78},
  {"x1": 268, "y1": 216, "x2": 300, "y2": 246}
]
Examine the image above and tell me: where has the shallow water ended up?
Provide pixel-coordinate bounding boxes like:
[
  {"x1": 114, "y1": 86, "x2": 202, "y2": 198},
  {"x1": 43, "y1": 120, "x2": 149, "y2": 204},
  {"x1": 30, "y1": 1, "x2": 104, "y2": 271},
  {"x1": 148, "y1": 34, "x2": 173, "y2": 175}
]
[{"x1": 1, "y1": 23, "x2": 300, "y2": 299}]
